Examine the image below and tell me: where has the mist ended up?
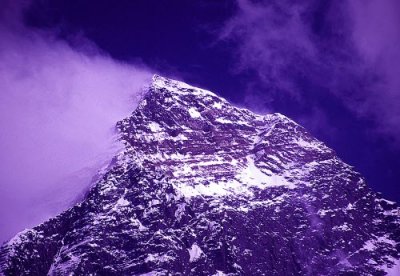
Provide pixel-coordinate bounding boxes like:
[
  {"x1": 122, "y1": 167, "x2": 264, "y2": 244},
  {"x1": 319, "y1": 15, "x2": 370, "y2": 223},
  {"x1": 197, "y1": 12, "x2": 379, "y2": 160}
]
[{"x1": 0, "y1": 1, "x2": 152, "y2": 242}]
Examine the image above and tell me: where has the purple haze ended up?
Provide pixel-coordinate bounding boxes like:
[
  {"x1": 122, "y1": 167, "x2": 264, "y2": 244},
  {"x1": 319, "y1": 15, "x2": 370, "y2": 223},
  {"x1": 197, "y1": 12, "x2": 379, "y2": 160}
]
[{"x1": 0, "y1": 1, "x2": 152, "y2": 242}]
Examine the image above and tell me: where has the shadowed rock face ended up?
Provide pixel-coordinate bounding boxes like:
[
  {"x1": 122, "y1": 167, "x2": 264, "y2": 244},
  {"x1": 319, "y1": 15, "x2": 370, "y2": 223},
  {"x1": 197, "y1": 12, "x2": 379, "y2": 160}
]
[{"x1": 1, "y1": 75, "x2": 399, "y2": 275}]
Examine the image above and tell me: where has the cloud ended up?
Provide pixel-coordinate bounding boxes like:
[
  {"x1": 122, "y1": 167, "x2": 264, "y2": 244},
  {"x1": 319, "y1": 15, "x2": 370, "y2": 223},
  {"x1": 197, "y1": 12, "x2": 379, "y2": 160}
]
[
  {"x1": 0, "y1": 1, "x2": 152, "y2": 242},
  {"x1": 221, "y1": 0, "x2": 316, "y2": 87},
  {"x1": 220, "y1": 0, "x2": 400, "y2": 145},
  {"x1": 349, "y1": 0, "x2": 400, "y2": 142}
]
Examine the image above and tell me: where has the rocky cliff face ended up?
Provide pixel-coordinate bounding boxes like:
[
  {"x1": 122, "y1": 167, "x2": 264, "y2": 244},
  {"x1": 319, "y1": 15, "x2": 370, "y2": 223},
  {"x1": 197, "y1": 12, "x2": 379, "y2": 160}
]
[{"x1": 1, "y1": 75, "x2": 399, "y2": 275}]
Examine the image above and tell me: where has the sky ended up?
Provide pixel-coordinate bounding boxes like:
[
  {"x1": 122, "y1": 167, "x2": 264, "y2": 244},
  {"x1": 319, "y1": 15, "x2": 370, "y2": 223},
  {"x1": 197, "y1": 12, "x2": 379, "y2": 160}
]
[{"x1": 0, "y1": 0, "x2": 399, "y2": 242}]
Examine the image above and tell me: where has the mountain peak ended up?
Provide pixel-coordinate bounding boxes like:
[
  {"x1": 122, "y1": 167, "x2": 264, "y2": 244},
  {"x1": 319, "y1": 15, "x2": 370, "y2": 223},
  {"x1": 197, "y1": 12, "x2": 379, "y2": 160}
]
[
  {"x1": 119, "y1": 76, "x2": 317, "y2": 199},
  {"x1": 149, "y1": 74, "x2": 290, "y2": 122},
  {"x1": 151, "y1": 74, "x2": 221, "y2": 99}
]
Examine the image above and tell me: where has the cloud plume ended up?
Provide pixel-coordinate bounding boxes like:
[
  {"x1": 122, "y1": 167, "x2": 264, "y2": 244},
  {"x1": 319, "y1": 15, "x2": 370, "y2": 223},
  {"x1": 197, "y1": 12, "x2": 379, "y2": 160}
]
[{"x1": 0, "y1": 1, "x2": 152, "y2": 242}]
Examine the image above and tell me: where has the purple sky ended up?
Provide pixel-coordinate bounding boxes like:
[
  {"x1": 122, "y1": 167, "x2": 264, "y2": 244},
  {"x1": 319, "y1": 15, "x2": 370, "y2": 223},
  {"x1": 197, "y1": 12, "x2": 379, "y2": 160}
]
[{"x1": 0, "y1": 0, "x2": 399, "y2": 243}]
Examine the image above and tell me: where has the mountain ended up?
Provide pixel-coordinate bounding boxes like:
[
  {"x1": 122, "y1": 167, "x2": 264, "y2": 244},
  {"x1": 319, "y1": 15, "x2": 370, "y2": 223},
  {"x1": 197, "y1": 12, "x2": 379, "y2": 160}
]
[{"x1": 1, "y1": 75, "x2": 399, "y2": 275}]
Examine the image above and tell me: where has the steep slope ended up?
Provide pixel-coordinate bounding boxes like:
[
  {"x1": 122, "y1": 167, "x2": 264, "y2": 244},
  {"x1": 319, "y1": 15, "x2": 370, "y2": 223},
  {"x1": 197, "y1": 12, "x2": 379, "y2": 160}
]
[{"x1": 1, "y1": 75, "x2": 399, "y2": 275}]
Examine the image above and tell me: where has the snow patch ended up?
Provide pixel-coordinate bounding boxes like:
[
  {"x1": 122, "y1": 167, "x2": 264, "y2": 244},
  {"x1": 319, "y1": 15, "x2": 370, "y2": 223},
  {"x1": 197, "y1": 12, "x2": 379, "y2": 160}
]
[
  {"x1": 138, "y1": 272, "x2": 165, "y2": 276},
  {"x1": 188, "y1": 107, "x2": 201, "y2": 118},
  {"x1": 296, "y1": 138, "x2": 322, "y2": 151},
  {"x1": 149, "y1": 122, "x2": 162, "y2": 132},
  {"x1": 362, "y1": 235, "x2": 397, "y2": 251},
  {"x1": 236, "y1": 156, "x2": 295, "y2": 189},
  {"x1": 215, "y1": 117, "x2": 233, "y2": 124},
  {"x1": 175, "y1": 156, "x2": 294, "y2": 198},
  {"x1": 384, "y1": 258, "x2": 400, "y2": 276},
  {"x1": 188, "y1": 244, "x2": 203, "y2": 262},
  {"x1": 212, "y1": 102, "x2": 222, "y2": 109},
  {"x1": 145, "y1": 253, "x2": 174, "y2": 263},
  {"x1": 332, "y1": 223, "x2": 351, "y2": 231},
  {"x1": 118, "y1": 198, "x2": 129, "y2": 206},
  {"x1": 116, "y1": 197, "x2": 130, "y2": 207},
  {"x1": 213, "y1": 271, "x2": 228, "y2": 276}
]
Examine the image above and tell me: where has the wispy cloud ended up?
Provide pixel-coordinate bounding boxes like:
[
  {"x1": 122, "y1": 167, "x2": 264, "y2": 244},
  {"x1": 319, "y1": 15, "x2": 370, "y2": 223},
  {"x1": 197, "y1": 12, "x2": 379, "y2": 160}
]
[
  {"x1": 349, "y1": 0, "x2": 400, "y2": 142},
  {"x1": 0, "y1": 0, "x2": 152, "y2": 242},
  {"x1": 220, "y1": 0, "x2": 400, "y2": 145}
]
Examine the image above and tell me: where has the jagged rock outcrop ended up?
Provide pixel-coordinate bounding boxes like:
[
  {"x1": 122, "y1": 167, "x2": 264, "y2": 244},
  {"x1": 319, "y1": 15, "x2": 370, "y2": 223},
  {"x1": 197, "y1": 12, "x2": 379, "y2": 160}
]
[{"x1": 1, "y1": 75, "x2": 399, "y2": 275}]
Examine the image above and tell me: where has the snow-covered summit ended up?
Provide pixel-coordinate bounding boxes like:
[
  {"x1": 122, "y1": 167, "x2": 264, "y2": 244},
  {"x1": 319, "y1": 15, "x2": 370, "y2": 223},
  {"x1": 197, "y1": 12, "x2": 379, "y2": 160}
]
[
  {"x1": 151, "y1": 74, "x2": 220, "y2": 97},
  {"x1": 1, "y1": 76, "x2": 399, "y2": 275},
  {"x1": 119, "y1": 75, "x2": 330, "y2": 201}
]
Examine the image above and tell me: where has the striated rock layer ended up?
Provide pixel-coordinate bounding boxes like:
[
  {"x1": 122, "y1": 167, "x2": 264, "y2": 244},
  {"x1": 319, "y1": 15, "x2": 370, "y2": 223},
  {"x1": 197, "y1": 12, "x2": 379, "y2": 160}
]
[{"x1": 1, "y1": 75, "x2": 399, "y2": 275}]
